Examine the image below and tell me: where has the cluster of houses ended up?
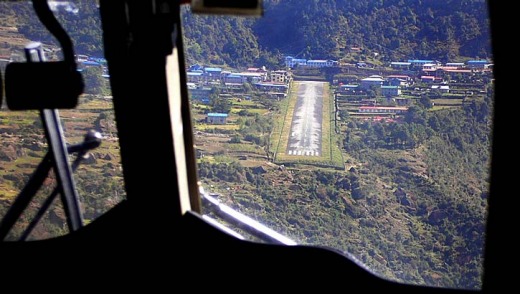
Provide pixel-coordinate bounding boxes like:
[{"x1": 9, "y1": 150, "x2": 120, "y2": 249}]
[
  {"x1": 186, "y1": 64, "x2": 290, "y2": 94},
  {"x1": 186, "y1": 55, "x2": 343, "y2": 113},
  {"x1": 281, "y1": 56, "x2": 492, "y2": 101},
  {"x1": 185, "y1": 64, "x2": 292, "y2": 125},
  {"x1": 390, "y1": 59, "x2": 492, "y2": 71},
  {"x1": 337, "y1": 58, "x2": 492, "y2": 117},
  {"x1": 70, "y1": 53, "x2": 493, "y2": 122},
  {"x1": 338, "y1": 59, "x2": 492, "y2": 97},
  {"x1": 392, "y1": 59, "x2": 492, "y2": 85},
  {"x1": 338, "y1": 74, "x2": 407, "y2": 96},
  {"x1": 74, "y1": 54, "x2": 110, "y2": 78},
  {"x1": 187, "y1": 56, "x2": 492, "y2": 124}
]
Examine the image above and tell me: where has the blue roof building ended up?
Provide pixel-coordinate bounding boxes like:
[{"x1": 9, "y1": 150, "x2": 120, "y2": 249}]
[{"x1": 206, "y1": 112, "x2": 228, "y2": 124}]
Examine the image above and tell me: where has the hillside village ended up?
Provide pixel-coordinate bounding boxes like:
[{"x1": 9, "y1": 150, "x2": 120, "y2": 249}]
[
  {"x1": 2, "y1": 44, "x2": 493, "y2": 122},
  {"x1": 182, "y1": 55, "x2": 492, "y2": 124},
  {"x1": 1, "y1": 45, "x2": 493, "y2": 139}
]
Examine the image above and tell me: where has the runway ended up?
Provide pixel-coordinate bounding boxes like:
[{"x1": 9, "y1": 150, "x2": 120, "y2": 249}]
[{"x1": 286, "y1": 81, "x2": 325, "y2": 157}]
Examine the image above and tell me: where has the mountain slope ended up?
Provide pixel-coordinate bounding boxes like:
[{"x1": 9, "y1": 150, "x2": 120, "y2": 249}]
[{"x1": 181, "y1": 0, "x2": 492, "y2": 68}]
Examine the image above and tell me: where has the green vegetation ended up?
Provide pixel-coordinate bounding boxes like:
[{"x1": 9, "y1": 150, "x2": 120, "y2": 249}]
[
  {"x1": 1, "y1": 0, "x2": 490, "y2": 67},
  {"x1": 82, "y1": 66, "x2": 110, "y2": 96},
  {"x1": 5, "y1": 1, "x2": 104, "y2": 57},
  {"x1": 269, "y1": 91, "x2": 291, "y2": 161},
  {"x1": 195, "y1": 87, "x2": 492, "y2": 289},
  {"x1": 181, "y1": 0, "x2": 491, "y2": 68},
  {"x1": 271, "y1": 82, "x2": 298, "y2": 161}
]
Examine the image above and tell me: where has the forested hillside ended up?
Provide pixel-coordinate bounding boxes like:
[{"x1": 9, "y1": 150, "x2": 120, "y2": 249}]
[
  {"x1": 1, "y1": 0, "x2": 491, "y2": 68},
  {"x1": 0, "y1": 1, "x2": 104, "y2": 57},
  {"x1": 181, "y1": 0, "x2": 492, "y2": 68},
  {"x1": 197, "y1": 88, "x2": 493, "y2": 289}
]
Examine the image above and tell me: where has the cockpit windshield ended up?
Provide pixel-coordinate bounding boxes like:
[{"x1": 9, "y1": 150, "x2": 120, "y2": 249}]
[
  {"x1": 0, "y1": 0, "x2": 493, "y2": 290},
  {"x1": 181, "y1": 0, "x2": 493, "y2": 289}
]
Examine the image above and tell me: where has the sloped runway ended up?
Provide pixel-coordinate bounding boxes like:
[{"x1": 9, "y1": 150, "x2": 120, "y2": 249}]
[{"x1": 286, "y1": 81, "x2": 324, "y2": 157}]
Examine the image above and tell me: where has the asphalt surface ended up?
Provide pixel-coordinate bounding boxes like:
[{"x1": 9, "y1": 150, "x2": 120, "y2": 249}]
[{"x1": 286, "y1": 81, "x2": 325, "y2": 157}]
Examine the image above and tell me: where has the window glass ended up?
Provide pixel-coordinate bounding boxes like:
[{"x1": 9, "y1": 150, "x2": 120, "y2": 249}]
[
  {"x1": 0, "y1": 0, "x2": 125, "y2": 240},
  {"x1": 181, "y1": 0, "x2": 492, "y2": 290}
]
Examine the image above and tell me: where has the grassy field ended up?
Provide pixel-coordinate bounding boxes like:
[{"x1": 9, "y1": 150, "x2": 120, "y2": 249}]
[
  {"x1": 270, "y1": 82, "x2": 298, "y2": 161},
  {"x1": 431, "y1": 98, "x2": 463, "y2": 109}
]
